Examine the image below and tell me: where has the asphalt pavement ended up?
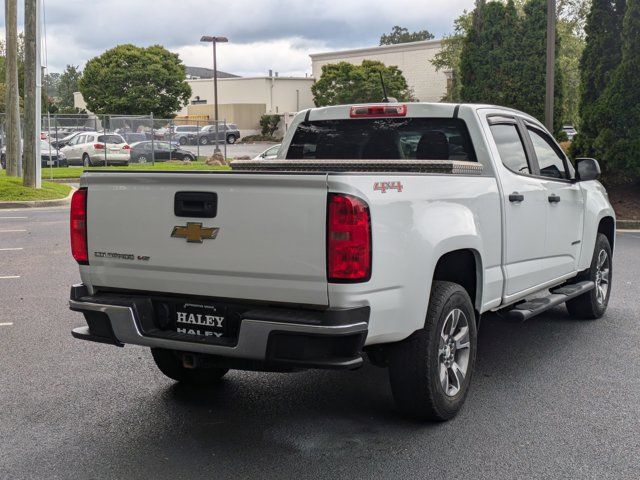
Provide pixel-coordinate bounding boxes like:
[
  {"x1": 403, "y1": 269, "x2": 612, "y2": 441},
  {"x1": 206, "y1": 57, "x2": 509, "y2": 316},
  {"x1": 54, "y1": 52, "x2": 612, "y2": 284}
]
[{"x1": 1, "y1": 208, "x2": 639, "y2": 479}]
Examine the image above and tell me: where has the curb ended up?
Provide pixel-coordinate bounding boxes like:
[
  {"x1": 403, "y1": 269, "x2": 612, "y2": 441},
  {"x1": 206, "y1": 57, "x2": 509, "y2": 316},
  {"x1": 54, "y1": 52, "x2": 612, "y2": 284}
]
[
  {"x1": 0, "y1": 185, "x2": 76, "y2": 209},
  {"x1": 617, "y1": 219, "x2": 640, "y2": 230}
]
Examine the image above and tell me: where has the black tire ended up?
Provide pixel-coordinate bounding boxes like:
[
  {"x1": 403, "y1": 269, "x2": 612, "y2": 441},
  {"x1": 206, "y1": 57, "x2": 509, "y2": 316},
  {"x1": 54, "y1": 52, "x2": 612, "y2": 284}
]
[
  {"x1": 179, "y1": 137, "x2": 187, "y2": 145},
  {"x1": 566, "y1": 233, "x2": 612, "y2": 319},
  {"x1": 151, "y1": 348, "x2": 228, "y2": 386},
  {"x1": 185, "y1": 154, "x2": 195, "y2": 161},
  {"x1": 388, "y1": 281, "x2": 477, "y2": 421},
  {"x1": 82, "y1": 154, "x2": 91, "y2": 167},
  {"x1": 199, "y1": 136, "x2": 209, "y2": 145},
  {"x1": 226, "y1": 135, "x2": 237, "y2": 144}
]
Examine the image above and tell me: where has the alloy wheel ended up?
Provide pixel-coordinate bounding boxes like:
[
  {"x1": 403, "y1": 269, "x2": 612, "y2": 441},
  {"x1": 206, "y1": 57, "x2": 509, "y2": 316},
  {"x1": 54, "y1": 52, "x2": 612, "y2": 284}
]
[
  {"x1": 438, "y1": 308, "x2": 471, "y2": 397},
  {"x1": 595, "y1": 249, "x2": 610, "y2": 306}
]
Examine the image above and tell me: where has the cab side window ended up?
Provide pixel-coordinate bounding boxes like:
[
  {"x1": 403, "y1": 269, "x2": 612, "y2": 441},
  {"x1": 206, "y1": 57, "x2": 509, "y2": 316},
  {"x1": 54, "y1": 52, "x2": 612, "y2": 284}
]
[
  {"x1": 527, "y1": 128, "x2": 570, "y2": 180},
  {"x1": 490, "y1": 124, "x2": 531, "y2": 175}
]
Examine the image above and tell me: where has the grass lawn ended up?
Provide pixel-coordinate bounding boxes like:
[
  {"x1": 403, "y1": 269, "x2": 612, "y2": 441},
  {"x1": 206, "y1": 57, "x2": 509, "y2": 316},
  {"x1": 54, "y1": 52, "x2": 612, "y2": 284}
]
[
  {"x1": 40, "y1": 161, "x2": 231, "y2": 179},
  {"x1": 0, "y1": 173, "x2": 72, "y2": 201}
]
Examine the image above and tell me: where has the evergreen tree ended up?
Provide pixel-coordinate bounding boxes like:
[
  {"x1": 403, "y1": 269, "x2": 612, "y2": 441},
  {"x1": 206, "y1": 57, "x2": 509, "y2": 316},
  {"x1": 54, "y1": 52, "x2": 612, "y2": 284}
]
[
  {"x1": 573, "y1": 0, "x2": 626, "y2": 157},
  {"x1": 511, "y1": 0, "x2": 564, "y2": 133},
  {"x1": 593, "y1": 0, "x2": 640, "y2": 176},
  {"x1": 460, "y1": 1, "x2": 520, "y2": 106}
]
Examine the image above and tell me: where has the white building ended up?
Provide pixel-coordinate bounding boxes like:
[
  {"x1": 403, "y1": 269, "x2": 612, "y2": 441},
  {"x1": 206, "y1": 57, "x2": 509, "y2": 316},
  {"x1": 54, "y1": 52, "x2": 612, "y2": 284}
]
[{"x1": 310, "y1": 39, "x2": 448, "y2": 102}]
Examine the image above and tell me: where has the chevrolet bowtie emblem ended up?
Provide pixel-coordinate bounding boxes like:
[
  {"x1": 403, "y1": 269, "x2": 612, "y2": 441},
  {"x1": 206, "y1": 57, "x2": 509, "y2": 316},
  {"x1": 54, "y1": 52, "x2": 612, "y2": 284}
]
[{"x1": 171, "y1": 223, "x2": 220, "y2": 243}]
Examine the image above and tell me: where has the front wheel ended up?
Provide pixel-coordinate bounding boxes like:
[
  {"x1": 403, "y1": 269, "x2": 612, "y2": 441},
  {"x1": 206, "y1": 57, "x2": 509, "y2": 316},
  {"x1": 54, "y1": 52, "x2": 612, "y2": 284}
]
[
  {"x1": 199, "y1": 136, "x2": 209, "y2": 145},
  {"x1": 151, "y1": 348, "x2": 228, "y2": 386},
  {"x1": 178, "y1": 137, "x2": 187, "y2": 145},
  {"x1": 137, "y1": 155, "x2": 147, "y2": 164},
  {"x1": 566, "y1": 233, "x2": 612, "y2": 319},
  {"x1": 388, "y1": 281, "x2": 477, "y2": 421}
]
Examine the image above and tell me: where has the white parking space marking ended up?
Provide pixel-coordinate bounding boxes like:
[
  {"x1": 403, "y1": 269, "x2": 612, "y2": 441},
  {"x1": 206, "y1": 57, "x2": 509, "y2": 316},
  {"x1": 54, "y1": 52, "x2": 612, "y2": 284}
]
[
  {"x1": 0, "y1": 229, "x2": 27, "y2": 233},
  {"x1": 0, "y1": 276, "x2": 20, "y2": 279},
  {"x1": 0, "y1": 322, "x2": 13, "y2": 326},
  {"x1": 0, "y1": 216, "x2": 28, "y2": 219},
  {"x1": 0, "y1": 248, "x2": 23, "y2": 251}
]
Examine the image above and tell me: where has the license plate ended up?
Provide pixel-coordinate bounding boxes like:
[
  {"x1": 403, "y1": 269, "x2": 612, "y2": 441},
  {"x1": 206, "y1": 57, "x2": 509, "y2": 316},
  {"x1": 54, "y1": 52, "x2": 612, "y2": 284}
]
[{"x1": 175, "y1": 302, "x2": 227, "y2": 339}]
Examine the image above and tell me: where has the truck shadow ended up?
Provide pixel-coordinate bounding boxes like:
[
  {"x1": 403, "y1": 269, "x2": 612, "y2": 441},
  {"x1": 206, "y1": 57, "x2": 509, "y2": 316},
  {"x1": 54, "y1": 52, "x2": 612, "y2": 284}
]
[{"x1": 65, "y1": 305, "x2": 613, "y2": 476}]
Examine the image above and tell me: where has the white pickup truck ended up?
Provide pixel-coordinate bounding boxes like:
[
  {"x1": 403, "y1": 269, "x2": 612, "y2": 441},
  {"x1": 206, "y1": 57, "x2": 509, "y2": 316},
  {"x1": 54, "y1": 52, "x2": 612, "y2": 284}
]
[{"x1": 69, "y1": 102, "x2": 615, "y2": 421}]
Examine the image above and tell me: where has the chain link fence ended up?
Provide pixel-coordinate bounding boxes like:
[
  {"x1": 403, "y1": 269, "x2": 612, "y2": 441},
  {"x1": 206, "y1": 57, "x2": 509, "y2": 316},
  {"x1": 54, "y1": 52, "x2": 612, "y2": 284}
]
[{"x1": 1, "y1": 113, "x2": 238, "y2": 178}]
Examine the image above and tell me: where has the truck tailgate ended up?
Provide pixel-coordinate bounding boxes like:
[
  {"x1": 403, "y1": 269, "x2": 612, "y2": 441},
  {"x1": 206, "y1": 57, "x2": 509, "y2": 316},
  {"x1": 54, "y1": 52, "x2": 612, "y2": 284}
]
[{"x1": 82, "y1": 172, "x2": 329, "y2": 306}]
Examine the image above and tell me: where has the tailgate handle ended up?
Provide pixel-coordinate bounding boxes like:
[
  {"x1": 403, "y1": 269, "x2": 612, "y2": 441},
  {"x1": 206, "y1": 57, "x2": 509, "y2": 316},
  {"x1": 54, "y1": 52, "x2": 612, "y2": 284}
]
[{"x1": 174, "y1": 192, "x2": 217, "y2": 218}]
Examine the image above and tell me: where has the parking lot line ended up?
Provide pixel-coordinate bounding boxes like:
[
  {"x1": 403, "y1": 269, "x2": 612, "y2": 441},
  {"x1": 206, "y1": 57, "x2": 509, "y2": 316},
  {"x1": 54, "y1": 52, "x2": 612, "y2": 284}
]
[
  {"x1": 0, "y1": 322, "x2": 13, "y2": 326},
  {"x1": 0, "y1": 229, "x2": 27, "y2": 233},
  {"x1": 0, "y1": 216, "x2": 28, "y2": 219},
  {"x1": 0, "y1": 275, "x2": 20, "y2": 279},
  {"x1": 0, "y1": 247, "x2": 23, "y2": 251}
]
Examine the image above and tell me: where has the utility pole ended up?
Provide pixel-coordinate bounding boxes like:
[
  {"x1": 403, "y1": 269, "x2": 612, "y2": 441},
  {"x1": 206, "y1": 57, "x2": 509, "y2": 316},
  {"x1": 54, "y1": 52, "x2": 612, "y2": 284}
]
[
  {"x1": 23, "y1": 0, "x2": 42, "y2": 187},
  {"x1": 5, "y1": 0, "x2": 21, "y2": 177},
  {"x1": 544, "y1": 0, "x2": 556, "y2": 133}
]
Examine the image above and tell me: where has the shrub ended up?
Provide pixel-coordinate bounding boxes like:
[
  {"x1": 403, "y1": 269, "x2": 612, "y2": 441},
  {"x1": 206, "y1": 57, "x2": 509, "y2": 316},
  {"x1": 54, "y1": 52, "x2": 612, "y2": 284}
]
[{"x1": 260, "y1": 114, "x2": 281, "y2": 137}]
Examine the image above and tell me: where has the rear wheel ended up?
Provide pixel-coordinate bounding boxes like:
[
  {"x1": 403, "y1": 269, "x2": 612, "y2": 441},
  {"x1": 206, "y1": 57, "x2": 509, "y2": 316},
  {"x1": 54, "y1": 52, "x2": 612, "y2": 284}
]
[
  {"x1": 137, "y1": 155, "x2": 147, "y2": 164},
  {"x1": 179, "y1": 137, "x2": 187, "y2": 145},
  {"x1": 566, "y1": 233, "x2": 612, "y2": 319},
  {"x1": 82, "y1": 154, "x2": 91, "y2": 167},
  {"x1": 151, "y1": 348, "x2": 228, "y2": 386},
  {"x1": 388, "y1": 281, "x2": 477, "y2": 421}
]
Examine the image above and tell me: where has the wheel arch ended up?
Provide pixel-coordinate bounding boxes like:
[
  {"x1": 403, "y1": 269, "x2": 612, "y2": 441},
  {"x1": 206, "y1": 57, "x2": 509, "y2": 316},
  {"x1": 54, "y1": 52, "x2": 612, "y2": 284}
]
[
  {"x1": 598, "y1": 216, "x2": 615, "y2": 252},
  {"x1": 432, "y1": 248, "x2": 483, "y2": 317}
]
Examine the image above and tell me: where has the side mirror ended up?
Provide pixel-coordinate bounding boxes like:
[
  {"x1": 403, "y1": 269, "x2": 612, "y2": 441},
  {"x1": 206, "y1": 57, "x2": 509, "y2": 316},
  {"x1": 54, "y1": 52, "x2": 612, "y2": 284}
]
[{"x1": 576, "y1": 158, "x2": 601, "y2": 181}]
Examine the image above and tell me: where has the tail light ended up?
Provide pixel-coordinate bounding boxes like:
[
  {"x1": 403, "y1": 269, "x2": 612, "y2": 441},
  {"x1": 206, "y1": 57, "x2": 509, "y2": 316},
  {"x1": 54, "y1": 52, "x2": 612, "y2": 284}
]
[
  {"x1": 93, "y1": 143, "x2": 105, "y2": 150},
  {"x1": 122, "y1": 144, "x2": 131, "y2": 150},
  {"x1": 70, "y1": 188, "x2": 88, "y2": 264},
  {"x1": 350, "y1": 104, "x2": 407, "y2": 118},
  {"x1": 327, "y1": 193, "x2": 371, "y2": 282}
]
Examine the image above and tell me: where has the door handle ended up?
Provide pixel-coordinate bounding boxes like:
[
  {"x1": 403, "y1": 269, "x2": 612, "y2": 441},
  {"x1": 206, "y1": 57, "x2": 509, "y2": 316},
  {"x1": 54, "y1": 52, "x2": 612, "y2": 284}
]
[
  {"x1": 509, "y1": 192, "x2": 525, "y2": 203},
  {"x1": 548, "y1": 194, "x2": 561, "y2": 203}
]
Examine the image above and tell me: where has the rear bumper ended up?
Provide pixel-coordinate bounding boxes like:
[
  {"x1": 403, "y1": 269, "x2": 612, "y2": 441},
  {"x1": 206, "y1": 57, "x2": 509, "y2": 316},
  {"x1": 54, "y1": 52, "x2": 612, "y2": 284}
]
[{"x1": 69, "y1": 284, "x2": 369, "y2": 370}]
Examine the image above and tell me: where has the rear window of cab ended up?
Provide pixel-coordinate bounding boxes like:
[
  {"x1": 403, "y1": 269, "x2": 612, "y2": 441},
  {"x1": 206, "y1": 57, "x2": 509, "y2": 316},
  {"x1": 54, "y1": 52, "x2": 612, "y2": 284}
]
[{"x1": 286, "y1": 118, "x2": 476, "y2": 162}]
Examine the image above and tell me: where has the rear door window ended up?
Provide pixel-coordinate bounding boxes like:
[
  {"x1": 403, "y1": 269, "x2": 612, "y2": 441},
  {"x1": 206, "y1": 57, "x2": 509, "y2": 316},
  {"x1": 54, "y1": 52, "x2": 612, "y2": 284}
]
[
  {"x1": 286, "y1": 118, "x2": 476, "y2": 161},
  {"x1": 490, "y1": 124, "x2": 531, "y2": 175}
]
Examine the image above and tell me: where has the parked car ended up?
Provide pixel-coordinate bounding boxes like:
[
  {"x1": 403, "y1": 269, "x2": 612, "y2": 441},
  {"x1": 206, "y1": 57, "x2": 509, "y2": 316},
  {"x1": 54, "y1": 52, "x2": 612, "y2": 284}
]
[
  {"x1": 129, "y1": 141, "x2": 196, "y2": 163},
  {"x1": 253, "y1": 144, "x2": 281, "y2": 160},
  {"x1": 171, "y1": 125, "x2": 200, "y2": 145},
  {"x1": 68, "y1": 102, "x2": 615, "y2": 421},
  {"x1": 563, "y1": 125, "x2": 578, "y2": 140},
  {"x1": 197, "y1": 123, "x2": 241, "y2": 145},
  {"x1": 0, "y1": 139, "x2": 68, "y2": 169},
  {"x1": 120, "y1": 132, "x2": 149, "y2": 145},
  {"x1": 60, "y1": 132, "x2": 130, "y2": 166},
  {"x1": 50, "y1": 131, "x2": 82, "y2": 150}
]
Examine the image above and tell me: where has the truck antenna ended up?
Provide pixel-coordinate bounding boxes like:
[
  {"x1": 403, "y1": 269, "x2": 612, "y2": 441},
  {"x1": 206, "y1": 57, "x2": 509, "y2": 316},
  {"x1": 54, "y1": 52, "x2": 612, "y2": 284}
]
[{"x1": 379, "y1": 71, "x2": 389, "y2": 103}]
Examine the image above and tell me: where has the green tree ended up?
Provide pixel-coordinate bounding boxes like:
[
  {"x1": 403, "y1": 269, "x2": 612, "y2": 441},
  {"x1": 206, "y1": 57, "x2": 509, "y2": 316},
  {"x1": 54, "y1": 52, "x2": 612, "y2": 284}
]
[
  {"x1": 572, "y1": 0, "x2": 626, "y2": 158},
  {"x1": 592, "y1": 0, "x2": 640, "y2": 177},
  {"x1": 557, "y1": 19, "x2": 585, "y2": 125},
  {"x1": 312, "y1": 60, "x2": 413, "y2": 106},
  {"x1": 379, "y1": 25, "x2": 435, "y2": 45},
  {"x1": 260, "y1": 114, "x2": 280, "y2": 136},
  {"x1": 460, "y1": 1, "x2": 520, "y2": 106},
  {"x1": 431, "y1": 10, "x2": 473, "y2": 101},
  {"x1": 511, "y1": 0, "x2": 564, "y2": 133},
  {"x1": 79, "y1": 44, "x2": 191, "y2": 117},
  {"x1": 56, "y1": 65, "x2": 82, "y2": 110}
]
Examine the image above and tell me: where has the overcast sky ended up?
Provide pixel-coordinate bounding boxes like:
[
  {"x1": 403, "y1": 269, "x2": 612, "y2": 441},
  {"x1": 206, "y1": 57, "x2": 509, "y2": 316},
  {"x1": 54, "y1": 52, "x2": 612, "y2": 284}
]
[{"x1": 2, "y1": 0, "x2": 475, "y2": 76}]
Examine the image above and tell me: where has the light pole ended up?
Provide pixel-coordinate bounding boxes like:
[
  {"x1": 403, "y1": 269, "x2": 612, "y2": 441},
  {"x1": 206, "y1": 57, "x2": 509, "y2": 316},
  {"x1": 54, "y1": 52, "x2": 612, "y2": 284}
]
[
  {"x1": 544, "y1": 0, "x2": 556, "y2": 133},
  {"x1": 200, "y1": 35, "x2": 228, "y2": 154}
]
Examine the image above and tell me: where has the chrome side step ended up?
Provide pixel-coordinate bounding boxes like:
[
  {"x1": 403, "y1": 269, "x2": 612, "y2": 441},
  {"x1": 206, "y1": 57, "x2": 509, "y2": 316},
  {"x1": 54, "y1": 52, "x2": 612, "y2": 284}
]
[{"x1": 507, "y1": 281, "x2": 595, "y2": 322}]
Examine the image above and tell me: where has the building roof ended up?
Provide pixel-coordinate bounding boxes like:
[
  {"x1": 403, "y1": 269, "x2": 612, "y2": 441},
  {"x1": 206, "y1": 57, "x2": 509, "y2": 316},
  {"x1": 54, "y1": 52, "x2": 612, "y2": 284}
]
[
  {"x1": 310, "y1": 38, "x2": 442, "y2": 60},
  {"x1": 185, "y1": 66, "x2": 240, "y2": 79}
]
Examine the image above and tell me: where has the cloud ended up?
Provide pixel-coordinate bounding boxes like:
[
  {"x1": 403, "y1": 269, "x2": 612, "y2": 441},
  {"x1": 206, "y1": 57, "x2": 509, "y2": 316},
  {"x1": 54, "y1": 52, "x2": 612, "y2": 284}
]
[{"x1": 3, "y1": 0, "x2": 475, "y2": 74}]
